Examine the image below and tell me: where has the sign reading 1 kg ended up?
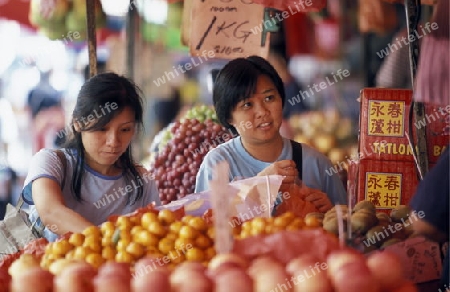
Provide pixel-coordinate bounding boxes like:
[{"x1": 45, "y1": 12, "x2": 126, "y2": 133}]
[
  {"x1": 195, "y1": 17, "x2": 252, "y2": 50},
  {"x1": 190, "y1": 0, "x2": 270, "y2": 60}
]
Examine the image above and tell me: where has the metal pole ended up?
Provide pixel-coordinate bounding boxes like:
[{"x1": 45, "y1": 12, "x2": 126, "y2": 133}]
[
  {"x1": 404, "y1": 0, "x2": 428, "y2": 178},
  {"x1": 86, "y1": 0, "x2": 98, "y2": 77}
]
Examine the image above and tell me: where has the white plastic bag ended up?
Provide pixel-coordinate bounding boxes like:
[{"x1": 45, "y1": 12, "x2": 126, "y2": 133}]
[{"x1": 157, "y1": 174, "x2": 283, "y2": 220}]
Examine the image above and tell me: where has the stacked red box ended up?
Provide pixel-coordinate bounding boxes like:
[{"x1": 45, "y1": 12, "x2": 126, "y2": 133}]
[
  {"x1": 359, "y1": 88, "x2": 449, "y2": 163},
  {"x1": 351, "y1": 88, "x2": 449, "y2": 213}
]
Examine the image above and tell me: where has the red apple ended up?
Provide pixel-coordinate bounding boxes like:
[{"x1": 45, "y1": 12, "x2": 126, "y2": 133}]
[
  {"x1": 331, "y1": 261, "x2": 380, "y2": 292},
  {"x1": 287, "y1": 255, "x2": 332, "y2": 292},
  {"x1": 250, "y1": 257, "x2": 292, "y2": 292},
  {"x1": 131, "y1": 269, "x2": 171, "y2": 292},
  {"x1": 54, "y1": 262, "x2": 97, "y2": 292},
  {"x1": 367, "y1": 251, "x2": 405, "y2": 290},
  {"x1": 94, "y1": 273, "x2": 131, "y2": 292},
  {"x1": 214, "y1": 267, "x2": 253, "y2": 292},
  {"x1": 286, "y1": 254, "x2": 320, "y2": 275},
  {"x1": 10, "y1": 267, "x2": 53, "y2": 292},
  {"x1": 326, "y1": 249, "x2": 366, "y2": 275},
  {"x1": 208, "y1": 253, "x2": 248, "y2": 274}
]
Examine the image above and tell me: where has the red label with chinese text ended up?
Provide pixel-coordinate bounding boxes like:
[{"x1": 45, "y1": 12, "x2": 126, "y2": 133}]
[{"x1": 359, "y1": 88, "x2": 449, "y2": 163}]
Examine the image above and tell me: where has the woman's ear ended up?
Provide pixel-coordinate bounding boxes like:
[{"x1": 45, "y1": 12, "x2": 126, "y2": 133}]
[
  {"x1": 227, "y1": 115, "x2": 235, "y2": 128},
  {"x1": 72, "y1": 119, "x2": 81, "y2": 132}
]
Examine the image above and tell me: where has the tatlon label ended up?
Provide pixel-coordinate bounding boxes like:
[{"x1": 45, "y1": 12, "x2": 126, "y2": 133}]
[
  {"x1": 365, "y1": 172, "x2": 402, "y2": 209},
  {"x1": 371, "y1": 142, "x2": 414, "y2": 156},
  {"x1": 368, "y1": 101, "x2": 405, "y2": 137},
  {"x1": 371, "y1": 143, "x2": 446, "y2": 158}
]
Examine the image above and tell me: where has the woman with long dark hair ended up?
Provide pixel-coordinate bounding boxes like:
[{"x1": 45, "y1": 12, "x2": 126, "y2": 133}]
[{"x1": 22, "y1": 72, "x2": 160, "y2": 241}]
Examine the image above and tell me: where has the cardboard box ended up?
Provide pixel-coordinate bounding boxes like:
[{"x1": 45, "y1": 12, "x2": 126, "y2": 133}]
[
  {"x1": 378, "y1": 237, "x2": 443, "y2": 284},
  {"x1": 359, "y1": 88, "x2": 449, "y2": 163}
]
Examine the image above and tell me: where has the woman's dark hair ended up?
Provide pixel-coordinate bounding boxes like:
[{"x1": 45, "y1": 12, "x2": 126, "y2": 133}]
[
  {"x1": 212, "y1": 55, "x2": 285, "y2": 133},
  {"x1": 63, "y1": 72, "x2": 144, "y2": 205}
]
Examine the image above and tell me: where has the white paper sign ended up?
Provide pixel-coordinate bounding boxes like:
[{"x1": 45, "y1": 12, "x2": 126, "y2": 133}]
[
  {"x1": 209, "y1": 161, "x2": 234, "y2": 254},
  {"x1": 189, "y1": 0, "x2": 270, "y2": 59}
]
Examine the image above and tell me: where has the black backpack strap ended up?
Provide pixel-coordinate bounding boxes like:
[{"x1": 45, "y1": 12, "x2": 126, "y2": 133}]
[{"x1": 290, "y1": 140, "x2": 303, "y2": 180}]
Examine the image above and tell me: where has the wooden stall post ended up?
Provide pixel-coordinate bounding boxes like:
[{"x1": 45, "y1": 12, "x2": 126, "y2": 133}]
[
  {"x1": 86, "y1": 0, "x2": 98, "y2": 78},
  {"x1": 404, "y1": 0, "x2": 429, "y2": 178},
  {"x1": 126, "y1": 0, "x2": 137, "y2": 79}
]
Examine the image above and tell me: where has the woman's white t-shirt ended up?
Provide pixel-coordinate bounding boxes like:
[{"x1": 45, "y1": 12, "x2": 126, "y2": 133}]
[{"x1": 23, "y1": 148, "x2": 160, "y2": 241}]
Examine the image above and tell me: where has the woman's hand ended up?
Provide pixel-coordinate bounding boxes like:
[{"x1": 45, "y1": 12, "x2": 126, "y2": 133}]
[
  {"x1": 257, "y1": 159, "x2": 298, "y2": 191},
  {"x1": 297, "y1": 185, "x2": 333, "y2": 213}
]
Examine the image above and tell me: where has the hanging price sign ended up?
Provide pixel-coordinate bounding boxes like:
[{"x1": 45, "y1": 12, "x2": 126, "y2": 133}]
[{"x1": 189, "y1": 0, "x2": 270, "y2": 60}]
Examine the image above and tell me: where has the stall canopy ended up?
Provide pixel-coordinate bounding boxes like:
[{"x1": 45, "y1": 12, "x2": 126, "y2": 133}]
[{"x1": 0, "y1": 0, "x2": 34, "y2": 28}]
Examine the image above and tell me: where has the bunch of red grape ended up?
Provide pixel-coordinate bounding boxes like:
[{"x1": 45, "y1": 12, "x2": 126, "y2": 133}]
[{"x1": 151, "y1": 118, "x2": 233, "y2": 204}]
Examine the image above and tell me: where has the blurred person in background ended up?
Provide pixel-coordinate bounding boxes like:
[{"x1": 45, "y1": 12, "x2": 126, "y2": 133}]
[
  {"x1": 375, "y1": 27, "x2": 413, "y2": 89},
  {"x1": 83, "y1": 60, "x2": 107, "y2": 81},
  {"x1": 152, "y1": 85, "x2": 181, "y2": 132},
  {"x1": 409, "y1": 0, "x2": 449, "y2": 290},
  {"x1": 0, "y1": 92, "x2": 19, "y2": 219},
  {"x1": 26, "y1": 69, "x2": 66, "y2": 153},
  {"x1": 267, "y1": 52, "x2": 310, "y2": 139}
]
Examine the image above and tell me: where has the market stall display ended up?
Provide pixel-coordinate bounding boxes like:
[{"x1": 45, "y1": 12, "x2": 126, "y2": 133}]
[
  {"x1": 1, "y1": 225, "x2": 420, "y2": 292},
  {"x1": 0, "y1": 0, "x2": 446, "y2": 290},
  {"x1": 319, "y1": 201, "x2": 417, "y2": 252},
  {"x1": 0, "y1": 186, "x2": 438, "y2": 292},
  {"x1": 150, "y1": 105, "x2": 232, "y2": 204}
]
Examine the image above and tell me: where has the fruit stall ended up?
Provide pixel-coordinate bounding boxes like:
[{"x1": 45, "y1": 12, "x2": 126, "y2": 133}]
[
  {"x1": 0, "y1": 197, "x2": 442, "y2": 291},
  {"x1": 0, "y1": 0, "x2": 448, "y2": 291},
  {"x1": 0, "y1": 98, "x2": 445, "y2": 291}
]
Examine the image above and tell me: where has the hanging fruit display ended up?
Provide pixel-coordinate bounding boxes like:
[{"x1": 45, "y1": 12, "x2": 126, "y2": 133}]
[{"x1": 28, "y1": 0, "x2": 106, "y2": 41}]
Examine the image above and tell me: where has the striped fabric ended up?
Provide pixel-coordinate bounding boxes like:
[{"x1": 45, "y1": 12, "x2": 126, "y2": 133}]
[{"x1": 414, "y1": 0, "x2": 450, "y2": 106}]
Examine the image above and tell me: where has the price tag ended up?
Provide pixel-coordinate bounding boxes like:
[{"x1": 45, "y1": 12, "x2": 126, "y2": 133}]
[
  {"x1": 209, "y1": 161, "x2": 233, "y2": 254},
  {"x1": 189, "y1": 0, "x2": 271, "y2": 59}
]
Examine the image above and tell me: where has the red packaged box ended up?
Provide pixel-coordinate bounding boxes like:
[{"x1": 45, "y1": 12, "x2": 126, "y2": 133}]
[
  {"x1": 355, "y1": 160, "x2": 420, "y2": 213},
  {"x1": 359, "y1": 88, "x2": 449, "y2": 163}
]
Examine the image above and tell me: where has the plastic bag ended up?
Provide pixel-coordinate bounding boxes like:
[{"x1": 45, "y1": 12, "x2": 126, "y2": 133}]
[
  {"x1": 0, "y1": 204, "x2": 40, "y2": 258},
  {"x1": 273, "y1": 183, "x2": 321, "y2": 218},
  {"x1": 157, "y1": 175, "x2": 284, "y2": 220}
]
